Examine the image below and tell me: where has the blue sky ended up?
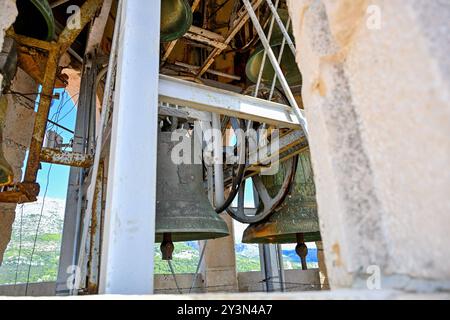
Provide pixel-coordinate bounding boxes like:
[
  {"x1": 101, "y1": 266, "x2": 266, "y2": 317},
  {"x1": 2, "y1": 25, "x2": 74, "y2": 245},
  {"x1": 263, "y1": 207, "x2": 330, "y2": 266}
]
[{"x1": 32, "y1": 88, "x2": 77, "y2": 200}]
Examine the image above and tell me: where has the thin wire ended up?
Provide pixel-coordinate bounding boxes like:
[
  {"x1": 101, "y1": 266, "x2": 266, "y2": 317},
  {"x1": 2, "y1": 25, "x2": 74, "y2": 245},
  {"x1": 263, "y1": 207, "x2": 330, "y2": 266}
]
[
  {"x1": 167, "y1": 260, "x2": 182, "y2": 294},
  {"x1": 24, "y1": 164, "x2": 53, "y2": 296},
  {"x1": 13, "y1": 204, "x2": 24, "y2": 285},
  {"x1": 189, "y1": 241, "x2": 207, "y2": 293},
  {"x1": 47, "y1": 92, "x2": 79, "y2": 132},
  {"x1": 153, "y1": 280, "x2": 320, "y2": 293}
]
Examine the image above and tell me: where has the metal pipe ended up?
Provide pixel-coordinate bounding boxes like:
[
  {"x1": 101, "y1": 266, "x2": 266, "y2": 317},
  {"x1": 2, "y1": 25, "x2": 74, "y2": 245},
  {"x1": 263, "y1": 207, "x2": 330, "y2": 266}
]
[
  {"x1": 269, "y1": 18, "x2": 291, "y2": 100},
  {"x1": 212, "y1": 113, "x2": 225, "y2": 210},
  {"x1": 242, "y1": 0, "x2": 309, "y2": 138},
  {"x1": 254, "y1": 0, "x2": 280, "y2": 97},
  {"x1": 264, "y1": 0, "x2": 296, "y2": 57},
  {"x1": 74, "y1": 0, "x2": 124, "y2": 294},
  {"x1": 276, "y1": 244, "x2": 286, "y2": 292}
]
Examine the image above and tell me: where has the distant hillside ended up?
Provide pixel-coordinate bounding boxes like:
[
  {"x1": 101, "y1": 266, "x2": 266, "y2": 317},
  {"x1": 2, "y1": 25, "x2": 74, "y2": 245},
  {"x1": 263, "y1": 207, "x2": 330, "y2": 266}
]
[
  {"x1": 0, "y1": 198, "x2": 65, "y2": 285},
  {"x1": 0, "y1": 200, "x2": 318, "y2": 285}
]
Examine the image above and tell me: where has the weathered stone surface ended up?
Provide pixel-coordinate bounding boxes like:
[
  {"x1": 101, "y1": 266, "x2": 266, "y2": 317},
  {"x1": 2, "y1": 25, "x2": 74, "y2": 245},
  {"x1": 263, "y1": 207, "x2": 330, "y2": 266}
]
[
  {"x1": 287, "y1": 0, "x2": 450, "y2": 292},
  {"x1": 0, "y1": 68, "x2": 36, "y2": 265},
  {"x1": 0, "y1": 0, "x2": 17, "y2": 50},
  {"x1": 200, "y1": 214, "x2": 238, "y2": 292},
  {"x1": 0, "y1": 0, "x2": 19, "y2": 266}
]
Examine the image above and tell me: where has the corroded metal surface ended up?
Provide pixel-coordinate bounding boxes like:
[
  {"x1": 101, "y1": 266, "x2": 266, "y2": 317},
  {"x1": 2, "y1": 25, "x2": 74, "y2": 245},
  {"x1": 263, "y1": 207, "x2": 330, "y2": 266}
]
[
  {"x1": 0, "y1": 97, "x2": 13, "y2": 186},
  {"x1": 0, "y1": 0, "x2": 104, "y2": 203},
  {"x1": 155, "y1": 132, "x2": 229, "y2": 242},
  {"x1": 243, "y1": 150, "x2": 321, "y2": 244},
  {"x1": 40, "y1": 148, "x2": 94, "y2": 168},
  {"x1": 160, "y1": 0, "x2": 193, "y2": 42},
  {"x1": 86, "y1": 161, "x2": 104, "y2": 294}
]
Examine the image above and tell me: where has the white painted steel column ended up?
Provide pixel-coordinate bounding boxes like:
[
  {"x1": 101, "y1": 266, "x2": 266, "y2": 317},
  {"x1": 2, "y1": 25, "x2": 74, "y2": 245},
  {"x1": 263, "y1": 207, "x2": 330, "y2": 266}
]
[{"x1": 99, "y1": 0, "x2": 160, "y2": 294}]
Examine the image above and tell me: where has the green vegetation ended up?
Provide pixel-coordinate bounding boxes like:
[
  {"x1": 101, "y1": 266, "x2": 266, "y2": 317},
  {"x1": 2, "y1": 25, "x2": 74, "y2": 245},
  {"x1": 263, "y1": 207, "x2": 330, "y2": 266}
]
[{"x1": 0, "y1": 200, "x2": 315, "y2": 285}]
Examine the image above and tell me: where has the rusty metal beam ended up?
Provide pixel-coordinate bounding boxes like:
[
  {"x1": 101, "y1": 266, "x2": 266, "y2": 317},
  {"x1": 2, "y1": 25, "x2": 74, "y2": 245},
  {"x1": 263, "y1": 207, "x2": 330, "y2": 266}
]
[
  {"x1": 57, "y1": 0, "x2": 104, "y2": 55},
  {"x1": 86, "y1": 161, "x2": 104, "y2": 294},
  {"x1": 184, "y1": 26, "x2": 228, "y2": 50},
  {"x1": 23, "y1": 45, "x2": 59, "y2": 185},
  {"x1": 6, "y1": 28, "x2": 56, "y2": 51},
  {"x1": 196, "y1": 0, "x2": 264, "y2": 78},
  {"x1": 40, "y1": 148, "x2": 94, "y2": 168}
]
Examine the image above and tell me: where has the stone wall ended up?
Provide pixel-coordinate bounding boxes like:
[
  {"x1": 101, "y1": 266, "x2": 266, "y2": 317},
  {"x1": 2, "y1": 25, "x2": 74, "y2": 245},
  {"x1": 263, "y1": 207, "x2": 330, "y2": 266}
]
[
  {"x1": 0, "y1": 0, "x2": 36, "y2": 266},
  {"x1": 238, "y1": 269, "x2": 321, "y2": 293},
  {"x1": 0, "y1": 270, "x2": 321, "y2": 296},
  {"x1": 0, "y1": 0, "x2": 17, "y2": 90},
  {"x1": 287, "y1": 0, "x2": 450, "y2": 292}
]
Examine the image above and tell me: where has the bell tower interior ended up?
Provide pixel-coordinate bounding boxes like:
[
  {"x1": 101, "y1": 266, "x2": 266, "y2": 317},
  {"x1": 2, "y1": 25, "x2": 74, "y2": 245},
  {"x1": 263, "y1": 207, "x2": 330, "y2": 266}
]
[{"x1": 0, "y1": 0, "x2": 449, "y2": 300}]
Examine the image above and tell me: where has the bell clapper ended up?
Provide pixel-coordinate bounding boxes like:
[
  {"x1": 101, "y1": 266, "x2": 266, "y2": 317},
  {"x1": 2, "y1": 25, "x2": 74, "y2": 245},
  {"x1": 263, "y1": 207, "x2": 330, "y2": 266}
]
[
  {"x1": 160, "y1": 233, "x2": 175, "y2": 261},
  {"x1": 295, "y1": 233, "x2": 308, "y2": 270}
]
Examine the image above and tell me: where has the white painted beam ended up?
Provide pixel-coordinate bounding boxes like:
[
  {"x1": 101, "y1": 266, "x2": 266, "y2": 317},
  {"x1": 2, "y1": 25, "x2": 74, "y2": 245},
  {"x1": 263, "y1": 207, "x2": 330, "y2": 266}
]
[
  {"x1": 158, "y1": 75, "x2": 304, "y2": 129},
  {"x1": 99, "y1": 0, "x2": 160, "y2": 294}
]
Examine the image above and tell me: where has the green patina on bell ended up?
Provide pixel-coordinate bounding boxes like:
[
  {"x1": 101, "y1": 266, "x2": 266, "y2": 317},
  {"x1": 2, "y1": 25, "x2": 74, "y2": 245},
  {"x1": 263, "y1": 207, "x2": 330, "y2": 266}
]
[
  {"x1": 245, "y1": 9, "x2": 302, "y2": 88},
  {"x1": 160, "y1": 0, "x2": 193, "y2": 42},
  {"x1": 0, "y1": 140, "x2": 13, "y2": 186},
  {"x1": 155, "y1": 132, "x2": 229, "y2": 243},
  {"x1": 0, "y1": 97, "x2": 13, "y2": 186},
  {"x1": 243, "y1": 150, "x2": 321, "y2": 244},
  {"x1": 13, "y1": 0, "x2": 55, "y2": 41}
]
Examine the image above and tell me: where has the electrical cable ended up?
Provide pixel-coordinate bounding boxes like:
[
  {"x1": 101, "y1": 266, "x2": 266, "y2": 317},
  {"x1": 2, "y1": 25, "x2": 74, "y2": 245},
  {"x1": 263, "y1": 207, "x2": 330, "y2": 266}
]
[{"x1": 24, "y1": 164, "x2": 52, "y2": 296}]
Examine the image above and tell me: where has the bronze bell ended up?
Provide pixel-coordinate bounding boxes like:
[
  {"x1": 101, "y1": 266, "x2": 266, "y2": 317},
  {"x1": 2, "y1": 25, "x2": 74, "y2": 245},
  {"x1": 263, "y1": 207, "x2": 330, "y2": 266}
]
[
  {"x1": 245, "y1": 9, "x2": 302, "y2": 88},
  {"x1": 0, "y1": 98, "x2": 13, "y2": 187},
  {"x1": 156, "y1": 132, "x2": 229, "y2": 251},
  {"x1": 13, "y1": 0, "x2": 56, "y2": 41},
  {"x1": 160, "y1": 0, "x2": 193, "y2": 42},
  {"x1": 0, "y1": 137, "x2": 13, "y2": 186},
  {"x1": 242, "y1": 150, "x2": 321, "y2": 269}
]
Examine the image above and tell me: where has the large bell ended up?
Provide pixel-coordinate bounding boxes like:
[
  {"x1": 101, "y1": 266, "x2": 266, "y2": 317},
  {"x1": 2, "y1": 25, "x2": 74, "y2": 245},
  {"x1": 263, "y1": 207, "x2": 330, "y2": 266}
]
[
  {"x1": 13, "y1": 0, "x2": 55, "y2": 41},
  {"x1": 156, "y1": 131, "x2": 229, "y2": 245},
  {"x1": 243, "y1": 150, "x2": 320, "y2": 268},
  {"x1": 243, "y1": 150, "x2": 321, "y2": 244},
  {"x1": 160, "y1": 0, "x2": 193, "y2": 42},
  {"x1": 245, "y1": 9, "x2": 302, "y2": 88}
]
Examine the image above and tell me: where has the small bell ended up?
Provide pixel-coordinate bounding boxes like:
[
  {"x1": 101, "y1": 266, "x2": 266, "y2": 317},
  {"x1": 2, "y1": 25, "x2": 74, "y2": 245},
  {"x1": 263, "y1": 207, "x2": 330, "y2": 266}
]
[
  {"x1": 160, "y1": 0, "x2": 193, "y2": 42},
  {"x1": 245, "y1": 9, "x2": 302, "y2": 88}
]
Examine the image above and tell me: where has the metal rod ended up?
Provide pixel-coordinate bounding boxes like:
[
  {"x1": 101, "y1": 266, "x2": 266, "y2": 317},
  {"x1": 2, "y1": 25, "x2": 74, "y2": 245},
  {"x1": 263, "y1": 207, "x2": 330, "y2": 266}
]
[
  {"x1": 73, "y1": 0, "x2": 123, "y2": 293},
  {"x1": 264, "y1": 0, "x2": 296, "y2": 57},
  {"x1": 276, "y1": 244, "x2": 285, "y2": 292},
  {"x1": 269, "y1": 17, "x2": 291, "y2": 100},
  {"x1": 189, "y1": 241, "x2": 208, "y2": 294},
  {"x1": 212, "y1": 113, "x2": 225, "y2": 209},
  {"x1": 195, "y1": 0, "x2": 265, "y2": 78},
  {"x1": 168, "y1": 261, "x2": 182, "y2": 294},
  {"x1": 46, "y1": 119, "x2": 75, "y2": 134},
  {"x1": 242, "y1": 0, "x2": 309, "y2": 138},
  {"x1": 254, "y1": 0, "x2": 280, "y2": 97}
]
